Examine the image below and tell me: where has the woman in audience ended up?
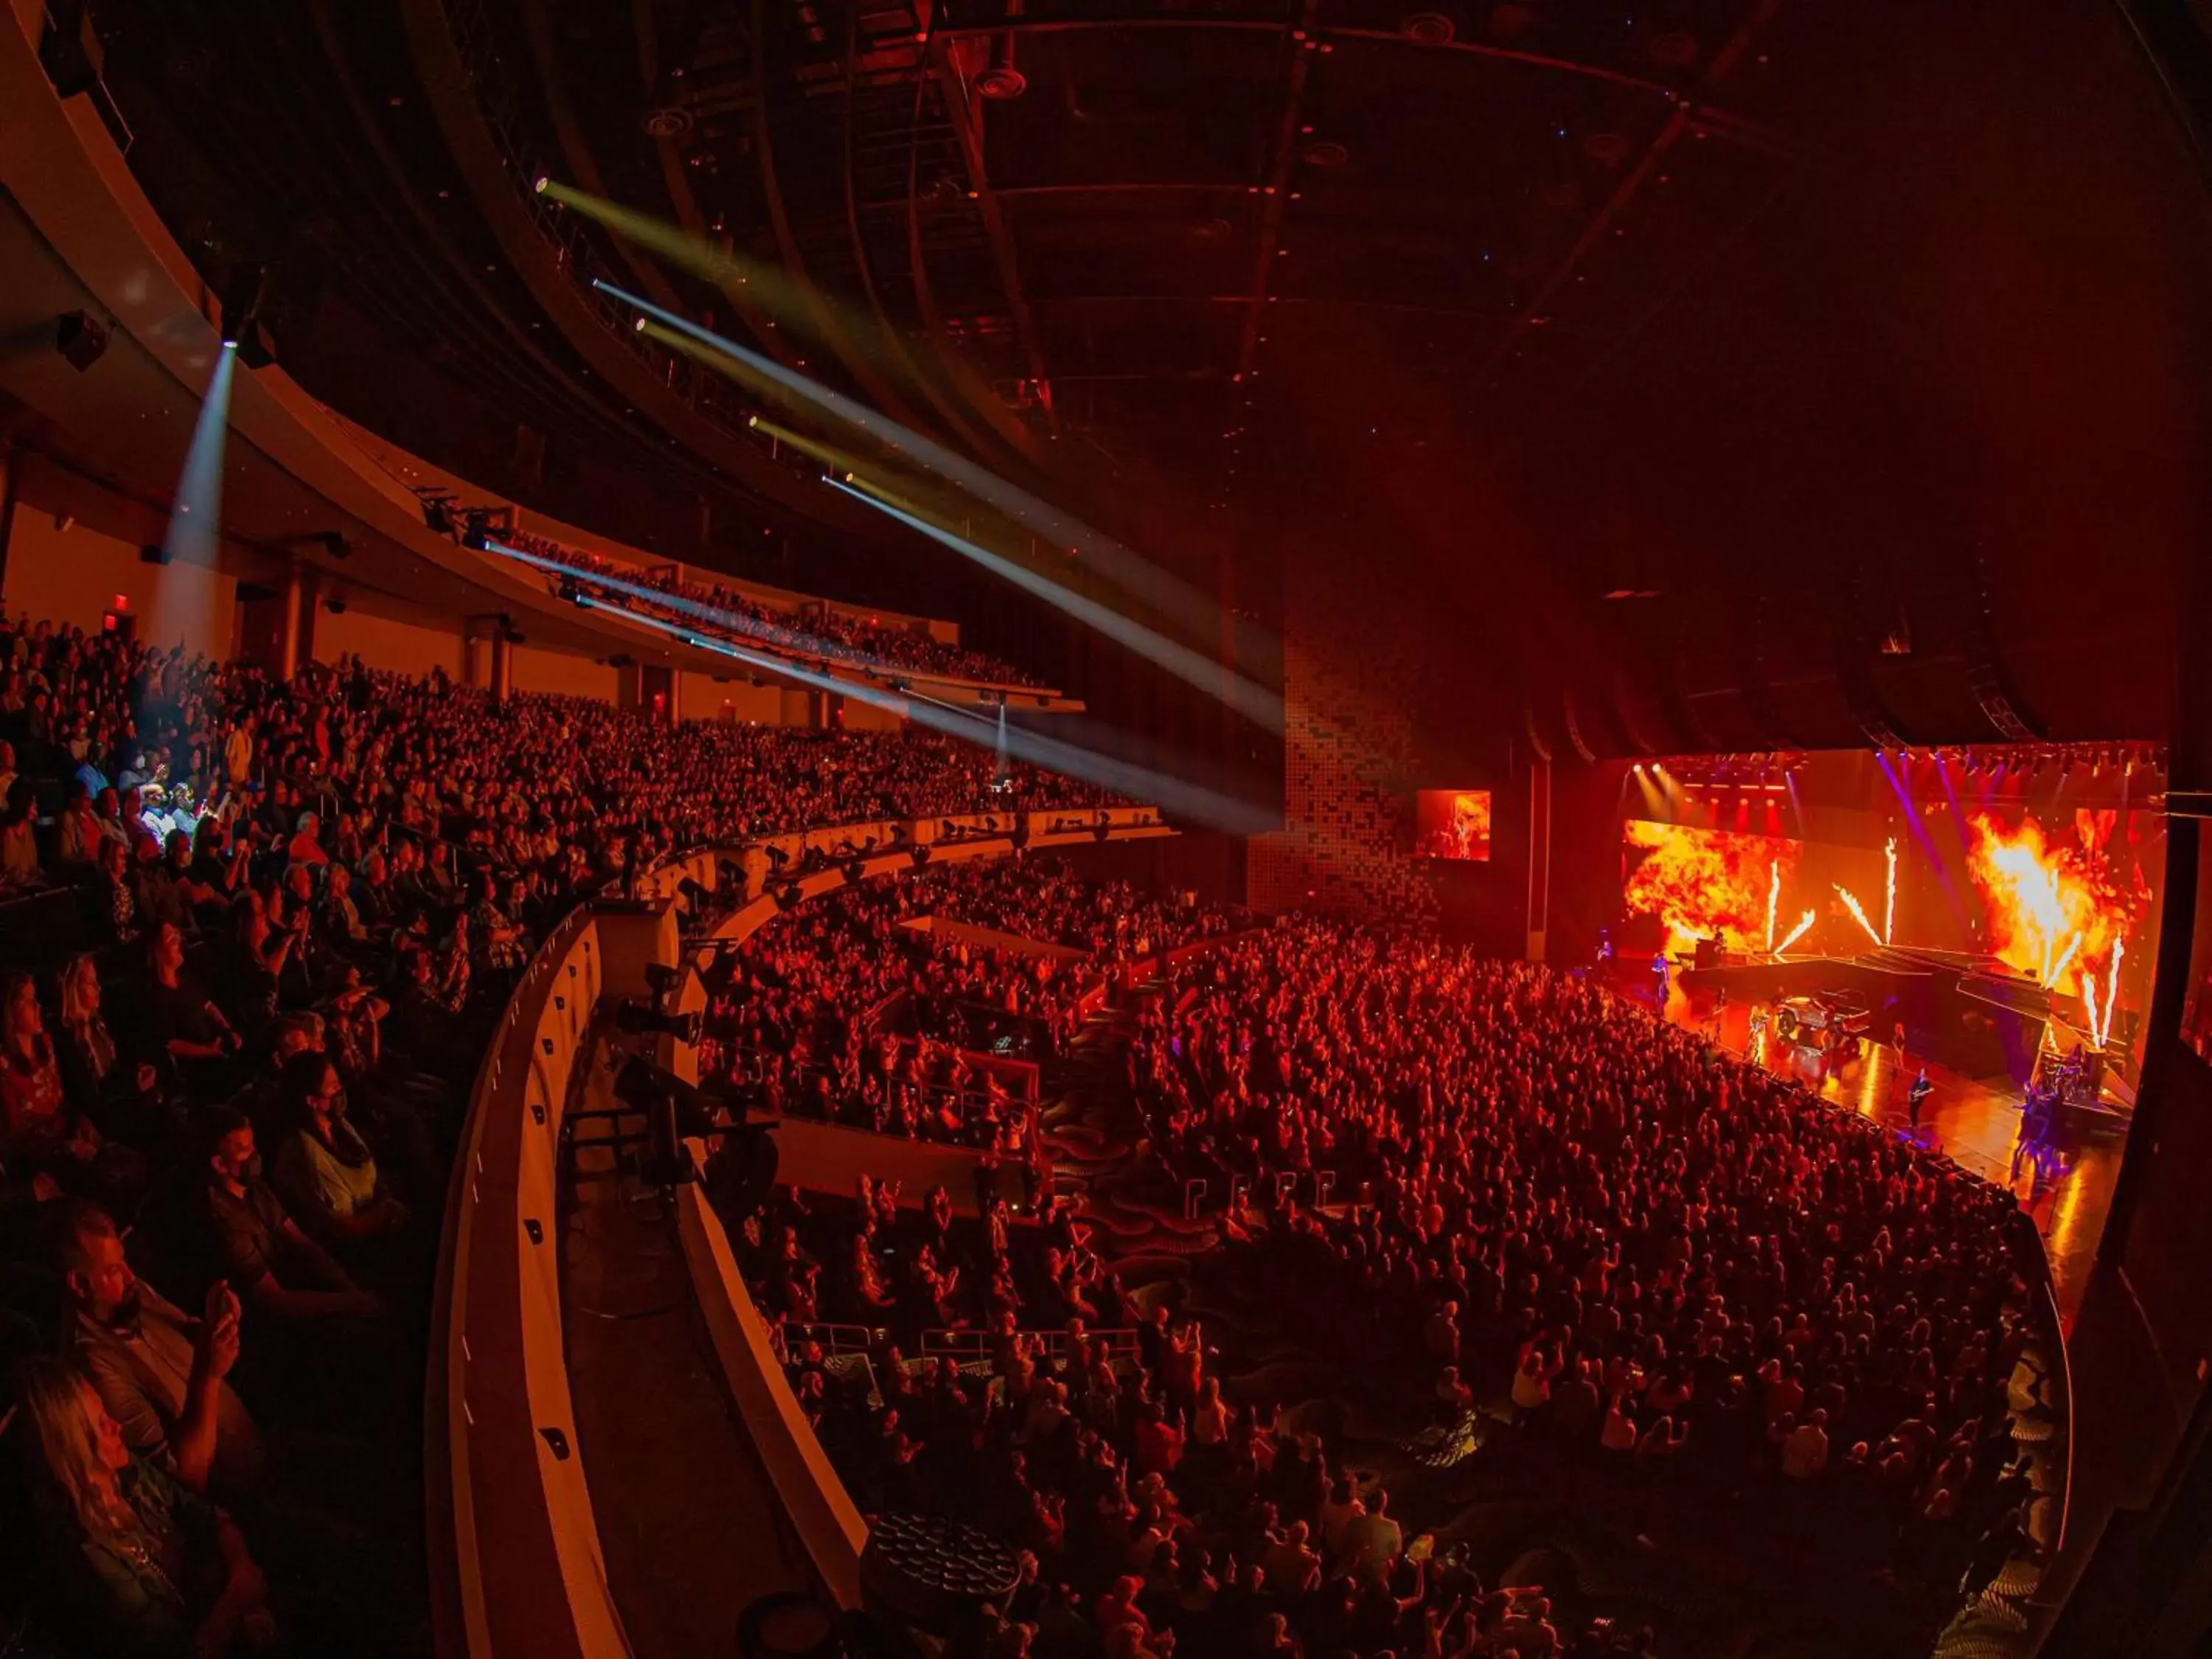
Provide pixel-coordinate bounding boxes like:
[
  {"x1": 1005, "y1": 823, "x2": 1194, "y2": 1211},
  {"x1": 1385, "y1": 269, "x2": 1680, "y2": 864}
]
[
  {"x1": 91, "y1": 834, "x2": 141, "y2": 951},
  {"x1": 56, "y1": 952, "x2": 164, "y2": 1149},
  {"x1": 1, "y1": 970, "x2": 144, "y2": 1206},
  {"x1": 13, "y1": 1356, "x2": 279, "y2": 1657},
  {"x1": 268, "y1": 1050, "x2": 408, "y2": 1260},
  {"x1": 0, "y1": 779, "x2": 38, "y2": 883}
]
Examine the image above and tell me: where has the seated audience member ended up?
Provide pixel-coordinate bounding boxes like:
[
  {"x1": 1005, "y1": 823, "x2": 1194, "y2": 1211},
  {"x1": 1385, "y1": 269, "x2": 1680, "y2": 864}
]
[
  {"x1": 57, "y1": 1200, "x2": 262, "y2": 1499},
  {"x1": 13, "y1": 1356, "x2": 279, "y2": 1657},
  {"x1": 53, "y1": 778, "x2": 99, "y2": 866},
  {"x1": 57, "y1": 952, "x2": 162, "y2": 1146},
  {"x1": 147, "y1": 924, "x2": 246, "y2": 1097},
  {"x1": 1, "y1": 970, "x2": 141, "y2": 1206},
  {"x1": 267, "y1": 1051, "x2": 408, "y2": 1260},
  {"x1": 0, "y1": 778, "x2": 37, "y2": 882},
  {"x1": 195, "y1": 1108, "x2": 383, "y2": 1327},
  {"x1": 92, "y1": 835, "x2": 142, "y2": 951}
]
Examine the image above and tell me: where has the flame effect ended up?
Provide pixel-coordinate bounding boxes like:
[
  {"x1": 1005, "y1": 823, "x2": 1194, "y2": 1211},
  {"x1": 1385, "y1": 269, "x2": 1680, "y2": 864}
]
[
  {"x1": 1833, "y1": 884, "x2": 1885, "y2": 950},
  {"x1": 1883, "y1": 837, "x2": 1898, "y2": 945},
  {"x1": 2100, "y1": 939, "x2": 2124, "y2": 1048},
  {"x1": 1765, "y1": 861, "x2": 1779, "y2": 953},
  {"x1": 1965, "y1": 811, "x2": 2146, "y2": 998},
  {"x1": 1624, "y1": 821, "x2": 1802, "y2": 956},
  {"x1": 1775, "y1": 909, "x2": 1815, "y2": 954}
]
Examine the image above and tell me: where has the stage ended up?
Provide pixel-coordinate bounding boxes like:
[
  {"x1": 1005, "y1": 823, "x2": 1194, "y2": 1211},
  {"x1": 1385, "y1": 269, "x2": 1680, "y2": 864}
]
[{"x1": 1617, "y1": 952, "x2": 2124, "y2": 1321}]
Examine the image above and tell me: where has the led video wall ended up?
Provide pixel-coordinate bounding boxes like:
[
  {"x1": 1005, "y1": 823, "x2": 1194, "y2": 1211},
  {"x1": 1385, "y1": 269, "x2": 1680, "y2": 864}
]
[
  {"x1": 1414, "y1": 789, "x2": 1492, "y2": 862},
  {"x1": 1617, "y1": 753, "x2": 2165, "y2": 1057}
]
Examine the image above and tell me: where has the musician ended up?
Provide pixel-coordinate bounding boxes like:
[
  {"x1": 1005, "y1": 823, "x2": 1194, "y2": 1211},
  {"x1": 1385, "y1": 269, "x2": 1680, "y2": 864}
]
[
  {"x1": 1907, "y1": 1068, "x2": 1934, "y2": 1133},
  {"x1": 1650, "y1": 950, "x2": 1669, "y2": 1004}
]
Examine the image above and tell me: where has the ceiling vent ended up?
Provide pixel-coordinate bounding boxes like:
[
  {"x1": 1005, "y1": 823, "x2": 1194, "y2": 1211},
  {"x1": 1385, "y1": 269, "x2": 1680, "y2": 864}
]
[
  {"x1": 641, "y1": 107, "x2": 692, "y2": 139},
  {"x1": 1300, "y1": 139, "x2": 1349, "y2": 169},
  {"x1": 1403, "y1": 12, "x2": 1456, "y2": 44}
]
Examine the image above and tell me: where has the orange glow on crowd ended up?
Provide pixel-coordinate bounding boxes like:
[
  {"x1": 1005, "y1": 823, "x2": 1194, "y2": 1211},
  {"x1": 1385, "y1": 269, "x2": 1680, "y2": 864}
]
[
  {"x1": 1965, "y1": 810, "x2": 2147, "y2": 999},
  {"x1": 1624, "y1": 821, "x2": 1801, "y2": 956}
]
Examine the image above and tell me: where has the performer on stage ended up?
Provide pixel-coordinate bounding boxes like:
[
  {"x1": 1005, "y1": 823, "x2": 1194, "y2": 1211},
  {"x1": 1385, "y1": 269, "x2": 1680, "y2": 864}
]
[
  {"x1": 1650, "y1": 950, "x2": 1669, "y2": 1005},
  {"x1": 1907, "y1": 1068, "x2": 1933, "y2": 1133}
]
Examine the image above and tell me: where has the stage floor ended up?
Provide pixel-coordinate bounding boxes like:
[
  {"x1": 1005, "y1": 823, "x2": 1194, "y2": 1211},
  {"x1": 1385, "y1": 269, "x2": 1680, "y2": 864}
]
[{"x1": 1631, "y1": 968, "x2": 2120, "y2": 1321}]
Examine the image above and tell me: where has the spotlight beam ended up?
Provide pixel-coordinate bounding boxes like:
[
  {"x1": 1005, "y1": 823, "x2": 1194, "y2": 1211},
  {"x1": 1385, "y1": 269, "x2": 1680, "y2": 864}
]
[
  {"x1": 484, "y1": 538, "x2": 915, "y2": 679},
  {"x1": 594, "y1": 280, "x2": 1273, "y2": 668},
  {"x1": 745, "y1": 414, "x2": 888, "y2": 481},
  {"x1": 563, "y1": 580, "x2": 1269, "y2": 830},
  {"x1": 540, "y1": 181, "x2": 1022, "y2": 463},
  {"x1": 668, "y1": 620, "x2": 1273, "y2": 832},
  {"x1": 163, "y1": 345, "x2": 237, "y2": 569},
  {"x1": 830, "y1": 477, "x2": 1284, "y2": 733}
]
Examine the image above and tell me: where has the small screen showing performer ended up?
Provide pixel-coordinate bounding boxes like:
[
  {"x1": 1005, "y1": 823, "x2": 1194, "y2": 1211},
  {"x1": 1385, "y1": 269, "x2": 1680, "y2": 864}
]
[{"x1": 1414, "y1": 790, "x2": 1492, "y2": 862}]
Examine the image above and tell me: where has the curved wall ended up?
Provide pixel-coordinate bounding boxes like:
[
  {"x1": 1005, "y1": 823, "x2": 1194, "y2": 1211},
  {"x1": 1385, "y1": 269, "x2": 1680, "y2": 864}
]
[
  {"x1": 0, "y1": 11, "x2": 1060, "y2": 712},
  {"x1": 430, "y1": 807, "x2": 1166, "y2": 1655}
]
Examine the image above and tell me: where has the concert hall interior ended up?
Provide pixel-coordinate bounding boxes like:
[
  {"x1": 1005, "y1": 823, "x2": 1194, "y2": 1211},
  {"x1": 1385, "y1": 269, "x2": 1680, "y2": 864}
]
[{"x1": 1, "y1": 3, "x2": 2210, "y2": 1659}]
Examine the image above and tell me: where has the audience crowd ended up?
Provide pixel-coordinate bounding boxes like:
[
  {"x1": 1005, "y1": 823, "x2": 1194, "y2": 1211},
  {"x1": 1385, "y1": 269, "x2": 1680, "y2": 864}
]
[
  {"x1": 702, "y1": 858, "x2": 1242, "y2": 1150},
  {"x1": 1133, "y1": 925, "x2": 2045, "y2": 1613},
  {"x1": 501, "y1": 529, "x2": 1046, "y2": 687},
  {"x1": 0, "y1": 605, "x2": 2048, "y2": 1657},
  {"x1": 714, "y1": 911, "x2": 2044, "y2": 1659},
  {"x1": 0, "y1": 608, "x2": 1109, "y2": 1656},
  {"x1": 741, "y1": 1164, "x2": 1655, "y2": 1659}
]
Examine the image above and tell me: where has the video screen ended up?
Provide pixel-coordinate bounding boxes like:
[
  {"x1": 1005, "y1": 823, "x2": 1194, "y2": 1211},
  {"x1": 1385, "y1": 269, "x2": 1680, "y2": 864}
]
[
  {"x1": 1415, "y1": 790, "x2": 1491, "y2": 862},
  {"x1": 1624, "y1": 820, "x2": 1804, "y2": 956}
]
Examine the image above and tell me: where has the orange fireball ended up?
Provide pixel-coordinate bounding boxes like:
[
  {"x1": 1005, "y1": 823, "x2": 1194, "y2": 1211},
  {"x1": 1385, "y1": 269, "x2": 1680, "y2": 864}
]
[
  {"x1": 1964, "y1": 810, "x2": 2149, "y2": 996},
  {"x1": 1624, "y1": 821, "x2": 1801, "y2": 956}
]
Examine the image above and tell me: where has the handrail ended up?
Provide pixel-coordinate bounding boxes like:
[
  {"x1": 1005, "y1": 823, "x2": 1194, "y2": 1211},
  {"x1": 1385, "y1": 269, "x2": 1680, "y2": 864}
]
[
  {"x1": 428, "y1": 804, "x2": 1175, "y2": 1654},
  {"x1": 676, "y1": 1136, "x2": 872, "y2": 1610},
  {"x1": 426, "y1": 909, "x2": 630, "y2": 1659},
  {"x1": 2043, "y1": 1273, "x2": 2076, "y2": 1557}
]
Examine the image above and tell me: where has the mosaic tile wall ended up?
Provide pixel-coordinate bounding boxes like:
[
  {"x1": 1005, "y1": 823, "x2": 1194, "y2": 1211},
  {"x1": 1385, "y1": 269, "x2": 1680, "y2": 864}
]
[{"x1": 1248, "y1": 561, "x2": 1439, "y2": 920}]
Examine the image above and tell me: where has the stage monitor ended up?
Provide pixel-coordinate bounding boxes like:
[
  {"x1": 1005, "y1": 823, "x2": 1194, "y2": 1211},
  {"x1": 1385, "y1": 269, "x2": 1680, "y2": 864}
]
[{"x1": 1415, "y1": 789, "x2": 1491, "y2": 862}]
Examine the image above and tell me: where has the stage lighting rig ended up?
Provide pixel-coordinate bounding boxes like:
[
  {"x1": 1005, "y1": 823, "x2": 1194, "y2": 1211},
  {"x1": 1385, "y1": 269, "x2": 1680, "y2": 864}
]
[
  {"x1": 613, "y1": 1056, "x2": 771, "y2": 1190},
  {"x1": 615, "y1": 1000, "x2": 703, "y2": 1045},
  {"x1": 641, "y1": 961, "x2": 685, "y2": 1000}
]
